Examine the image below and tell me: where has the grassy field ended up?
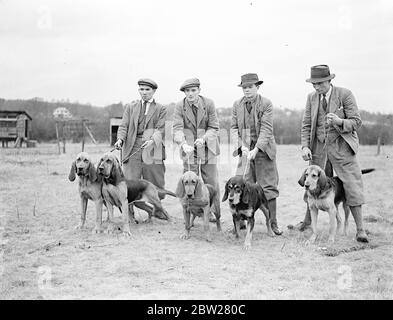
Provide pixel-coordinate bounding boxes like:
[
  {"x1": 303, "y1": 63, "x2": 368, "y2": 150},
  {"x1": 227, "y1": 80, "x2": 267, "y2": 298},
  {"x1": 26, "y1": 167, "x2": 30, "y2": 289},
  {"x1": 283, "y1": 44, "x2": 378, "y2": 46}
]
[{"x1": 1, "y1": 143, "x2": 392, "y2": 299}]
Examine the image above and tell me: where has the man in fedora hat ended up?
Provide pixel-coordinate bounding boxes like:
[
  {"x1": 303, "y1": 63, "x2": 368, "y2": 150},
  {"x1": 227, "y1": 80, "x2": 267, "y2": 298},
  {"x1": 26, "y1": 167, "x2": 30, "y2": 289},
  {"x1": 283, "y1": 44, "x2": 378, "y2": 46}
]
[
  {"x1": 173, "y1": 78, "x2": 221, "y2": 221},
  {"x1": 231, "y1": 73, "x2": 282, "y2": 235},
  {"x1": 115, "y1": 78, "x2": 167, "y2": 196},
  {"x1": 292, "y1": 64, "x2": 368, "y2": 242}
]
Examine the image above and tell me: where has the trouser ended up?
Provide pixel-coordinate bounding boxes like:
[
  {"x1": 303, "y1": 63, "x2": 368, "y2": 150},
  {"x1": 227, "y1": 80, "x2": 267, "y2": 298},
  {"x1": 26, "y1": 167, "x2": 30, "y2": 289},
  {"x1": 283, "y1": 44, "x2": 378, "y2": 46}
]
[
  {"x1": 122, "y1": 137, "x2": 165, "y2": 191},
  {"x1": 236, "y1": 151, "x2": 279, "y2": 201},
  {"x1": 236, "y1": 151, "x2": 280, "y2": 225}
]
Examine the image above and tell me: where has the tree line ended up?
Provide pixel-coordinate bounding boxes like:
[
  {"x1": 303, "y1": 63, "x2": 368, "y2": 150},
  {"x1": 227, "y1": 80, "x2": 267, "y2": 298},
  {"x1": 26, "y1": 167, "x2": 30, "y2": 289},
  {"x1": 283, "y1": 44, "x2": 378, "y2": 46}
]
[{"x1": 0, "y1": 98, "x2": 392, "y2": 145}]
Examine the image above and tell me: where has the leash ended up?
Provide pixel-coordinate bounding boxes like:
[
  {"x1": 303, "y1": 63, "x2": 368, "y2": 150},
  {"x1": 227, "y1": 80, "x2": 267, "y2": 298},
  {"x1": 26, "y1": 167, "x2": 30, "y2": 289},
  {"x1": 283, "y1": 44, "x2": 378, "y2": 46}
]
[
  {"x1": 243, "y1": 157, "x2": 250, "y2": 179},
  {"x1": 110, "y1": 146, "x2": 143, "y2": 164}
]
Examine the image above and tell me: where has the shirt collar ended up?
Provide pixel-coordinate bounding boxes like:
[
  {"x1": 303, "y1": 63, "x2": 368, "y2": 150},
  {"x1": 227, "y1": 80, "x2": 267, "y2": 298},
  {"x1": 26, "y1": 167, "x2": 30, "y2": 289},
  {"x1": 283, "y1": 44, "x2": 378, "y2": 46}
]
[
  {"x1": 142, "y1": 98, "x2": 154, "y2": 104},
  {"x1": 186, "y1": 97, "x2": 199, "y2": 107},
  {"x1": 244, "y1": 95, "x2": 258, "y2": 104},
  {"x1": 320, "y1": 85, "x2": 332, "y2": 101}
]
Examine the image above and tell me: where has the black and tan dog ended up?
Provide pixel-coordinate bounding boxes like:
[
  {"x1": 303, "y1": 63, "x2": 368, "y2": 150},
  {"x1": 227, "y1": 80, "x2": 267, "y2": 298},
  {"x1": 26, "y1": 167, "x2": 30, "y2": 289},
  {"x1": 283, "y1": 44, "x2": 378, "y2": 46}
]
[
  {"x1": 298, "y1": 165, "x2": 375, "y2": 244},
  {"x1": 176, "y1": 171, "x2": 221, "y2": 241},
  {"x1": 69, "y1": 152, "x2": 105, "y2": 233},
  {"x1": 222, "y1": 176, "x2": 274, "y2": 250}
]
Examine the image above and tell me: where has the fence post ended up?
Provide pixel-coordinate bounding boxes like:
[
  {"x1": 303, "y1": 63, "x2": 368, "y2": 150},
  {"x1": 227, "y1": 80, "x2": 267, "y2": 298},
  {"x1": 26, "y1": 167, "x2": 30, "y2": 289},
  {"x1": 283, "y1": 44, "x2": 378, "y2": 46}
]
[
  {"x1": 376, "y1": 136, "x2": 381, "y2": 155},
  {"x1": 55, "y1": 121, "x2": 61, "y2": 155},
  {"x1": 81, "y1": 120, "x2": 85, "y2": 152}
]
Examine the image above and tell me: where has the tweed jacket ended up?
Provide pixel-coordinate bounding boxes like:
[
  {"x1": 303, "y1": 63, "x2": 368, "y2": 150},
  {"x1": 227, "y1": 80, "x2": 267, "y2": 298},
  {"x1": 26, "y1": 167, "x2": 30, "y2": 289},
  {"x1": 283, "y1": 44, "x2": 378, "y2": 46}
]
[
  {"x1": 301, "y1": 86, "x2": 362, "y2": 154},
  {"x1": 173, "y1": 95, "x2": 220, "y2": 160},
  {"x1": 231, "y1": 94, "x2": 277, "y2": 160},
  {"x1": 117, "y1": 100, "x2": 166, "y2": 162}
]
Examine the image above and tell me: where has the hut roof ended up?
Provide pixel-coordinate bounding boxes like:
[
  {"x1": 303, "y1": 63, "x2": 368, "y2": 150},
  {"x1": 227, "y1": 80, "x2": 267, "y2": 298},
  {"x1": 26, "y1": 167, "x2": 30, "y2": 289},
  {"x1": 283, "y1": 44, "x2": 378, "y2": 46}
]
[{"x1": 0, "y1": 110, "x2": 32, "y2": 120}]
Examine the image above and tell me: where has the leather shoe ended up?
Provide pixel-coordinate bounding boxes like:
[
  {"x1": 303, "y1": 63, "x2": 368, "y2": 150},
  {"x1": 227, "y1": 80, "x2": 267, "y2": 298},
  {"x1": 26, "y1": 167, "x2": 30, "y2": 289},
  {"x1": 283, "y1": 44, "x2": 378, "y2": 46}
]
[
  {"x1": 271, "y1": 223, "x2": 283, "y2": 235},
  {"x1": 287, "y1": 221, "x2": 310, "y2": 232},
  {"x1": 356, "y1": 230, "x2": 369, "y2": 243}
]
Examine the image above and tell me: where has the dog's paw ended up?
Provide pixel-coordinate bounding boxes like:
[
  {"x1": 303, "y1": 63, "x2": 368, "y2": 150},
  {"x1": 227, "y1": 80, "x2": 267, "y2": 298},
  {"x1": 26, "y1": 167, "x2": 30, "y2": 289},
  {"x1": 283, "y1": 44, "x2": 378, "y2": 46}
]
[
  {"x1": 180, "y1": 233, "x2": 190, "y2": 240},
  {"x1": 267, "y1": 231, "x2": 275, "y2": 237},
  {"x1": 91, "y1": 225, "x2": 103, "y2": 234},
  {"x1": 226, "y1": 227, "x2": 235, "y2": 234},
  {"x1": 243, "y1": 242, "x2": 252, "y2": 251},
  {"x1": 122, "y1": 230, "x2": 132, "y2": 237}
]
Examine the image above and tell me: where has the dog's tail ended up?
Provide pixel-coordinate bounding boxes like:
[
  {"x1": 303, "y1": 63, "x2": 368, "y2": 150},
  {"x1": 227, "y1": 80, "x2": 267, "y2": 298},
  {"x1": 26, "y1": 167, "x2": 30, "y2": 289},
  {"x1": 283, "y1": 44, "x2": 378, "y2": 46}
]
[
  {"x1": 361, "y1": 168, "x2": 375, "y2": 175},
  {"x1": 157, "y1": 188, "x2": 177, "y2": 198}
]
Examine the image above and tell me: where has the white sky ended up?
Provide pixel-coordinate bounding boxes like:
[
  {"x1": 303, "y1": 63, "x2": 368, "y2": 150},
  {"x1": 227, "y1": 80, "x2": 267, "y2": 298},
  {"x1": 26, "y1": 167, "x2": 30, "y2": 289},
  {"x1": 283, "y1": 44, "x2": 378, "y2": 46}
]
[{"x1": 0, "y1": 0, "x2": 392, "y2": 112}]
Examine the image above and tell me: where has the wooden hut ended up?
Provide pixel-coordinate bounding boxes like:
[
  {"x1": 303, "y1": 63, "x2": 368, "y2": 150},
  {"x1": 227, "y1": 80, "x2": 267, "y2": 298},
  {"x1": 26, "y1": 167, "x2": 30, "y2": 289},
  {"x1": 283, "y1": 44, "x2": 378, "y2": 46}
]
[{"x1": 0, "y1": 110, "x2": 32, "y2": 147}]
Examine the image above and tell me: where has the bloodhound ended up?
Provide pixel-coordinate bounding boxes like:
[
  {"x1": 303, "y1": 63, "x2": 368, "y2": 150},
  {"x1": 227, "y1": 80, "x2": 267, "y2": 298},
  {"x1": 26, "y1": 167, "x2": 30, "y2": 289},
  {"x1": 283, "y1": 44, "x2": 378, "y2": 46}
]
[
  {"x1": 298, "y1": 164, "x2": 375, "y2": 244},
  {"x1": 176, "y1": 171, "x2": 221, "y2": 241},
  {"x1": 97, "y1": 152, "x2": 132, "y2": 236},
  {"x1": 68, "y1": 152, "x2": 104, "y2": 233}
]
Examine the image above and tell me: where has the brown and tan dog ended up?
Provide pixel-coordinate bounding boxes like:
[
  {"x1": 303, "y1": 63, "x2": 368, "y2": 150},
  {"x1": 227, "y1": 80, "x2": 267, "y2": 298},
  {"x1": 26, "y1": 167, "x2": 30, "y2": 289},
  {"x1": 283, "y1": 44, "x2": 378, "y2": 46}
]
[
  {"x1": 176, "y1": 171, "x2": 221, "y2": 241},
  {"x1": 68, "y1": 152, "x2": 104, "y2": 233},
  {"x1": 298, "y1": 164, "x2": 374, "y2": 244},
  {"x1": 97, "y1": 152, "x2": 132, "y2": 236}
]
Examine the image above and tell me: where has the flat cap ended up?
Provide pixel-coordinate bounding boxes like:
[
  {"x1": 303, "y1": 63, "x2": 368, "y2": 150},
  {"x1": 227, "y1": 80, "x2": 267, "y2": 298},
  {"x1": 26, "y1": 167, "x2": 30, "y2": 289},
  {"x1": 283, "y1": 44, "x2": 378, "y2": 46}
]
[
  {"x1": 180, "y1": 78, "x2": 200, "y2": 91},
  {"x1": 137, "y1": 78, "x2": 158, "y2": 89}
]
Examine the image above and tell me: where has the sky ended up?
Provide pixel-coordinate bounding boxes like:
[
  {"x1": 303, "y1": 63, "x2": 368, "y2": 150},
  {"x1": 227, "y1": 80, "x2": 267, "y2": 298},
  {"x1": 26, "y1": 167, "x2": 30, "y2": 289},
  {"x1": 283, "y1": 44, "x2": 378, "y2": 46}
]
[{"x1": 0, "y1": 0, "x2": 392, "y2": 112}]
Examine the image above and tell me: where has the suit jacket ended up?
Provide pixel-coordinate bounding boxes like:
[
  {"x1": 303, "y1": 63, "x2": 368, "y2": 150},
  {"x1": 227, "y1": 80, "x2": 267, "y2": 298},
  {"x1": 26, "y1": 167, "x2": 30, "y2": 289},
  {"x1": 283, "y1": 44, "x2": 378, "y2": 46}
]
[
  {"x1": 173, "y1": 95, "x2": 220, "y2": 160},
  {"x1": 117, "y1": 100, "x2": 166, "y2": 163},
  {"x1": 301, "y1": 86, "x2": 362, "y2": 154},
  {"x1": 231, "y1": 94, "x2": 277, "y2": 160}
]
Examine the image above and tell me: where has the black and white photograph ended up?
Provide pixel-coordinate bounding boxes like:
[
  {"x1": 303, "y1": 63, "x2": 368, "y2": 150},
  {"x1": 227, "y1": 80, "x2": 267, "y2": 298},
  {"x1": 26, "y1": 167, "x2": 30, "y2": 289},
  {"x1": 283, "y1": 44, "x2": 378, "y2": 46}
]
[{"x1": 1, "y1": 0, "x2": 392, "y2": 303}]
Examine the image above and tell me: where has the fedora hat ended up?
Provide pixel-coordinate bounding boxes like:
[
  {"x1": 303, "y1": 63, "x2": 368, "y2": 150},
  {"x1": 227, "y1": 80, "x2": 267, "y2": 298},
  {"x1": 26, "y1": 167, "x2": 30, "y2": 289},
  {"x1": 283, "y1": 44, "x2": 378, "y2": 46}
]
[
  {"x1": 306, "y1": 65, "x2": 335, "y2": 83},
  {"x1": 238, "y1": 73, "x2": 263, "y2": 87},
  {"x1": 180, "y1": 78, "x2": 200, "y2": 91},
  {"x1": 138, "y1": 78, "x2": 158, "y2": 89}
]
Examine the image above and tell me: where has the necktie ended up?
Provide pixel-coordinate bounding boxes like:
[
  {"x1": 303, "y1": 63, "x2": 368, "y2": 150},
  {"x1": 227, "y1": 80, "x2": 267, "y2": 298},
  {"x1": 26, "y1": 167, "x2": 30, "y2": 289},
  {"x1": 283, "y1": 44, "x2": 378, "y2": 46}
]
[
  {"x1": 191, "y1": 104, "x2": 198, "y2": 123},
  {"x1": 246, "y1": 101, "x2": 252, "y2": 113},
  {"x1": 321, "y1": 94, "x2": 327, "y2": 112},
  {"x1": 141, "y1": 101, "x2": 148, "y2": 115}
]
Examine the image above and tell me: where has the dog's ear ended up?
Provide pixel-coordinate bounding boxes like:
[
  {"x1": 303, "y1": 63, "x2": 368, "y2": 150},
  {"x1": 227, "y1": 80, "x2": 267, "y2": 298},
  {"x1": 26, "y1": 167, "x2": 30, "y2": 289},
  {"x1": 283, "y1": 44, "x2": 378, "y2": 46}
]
[
  {"x1": 110, "y1": 157, "x2": 124, "y2": 185},
  {"x1": 222, "y1": 180, "x2": 229, "y2": 202},
  {"x1": 298, "y1": 169, "x2": 307, "y2": 187},
  {"x1": 194, "y1": 176, "x2": 204, "y2": 199},
  {"x1": 242, "y1": 182, "x2": 250, "y2": 204},
  {"x1": 317, "y1": 169, "x2": 327, "y2": 190},
  {"x1": 88, "y1": 161, "x2": 97, "y2": 182},
  {"x1": 175, "y1": 177, "x2": 185, "y2": 198},
  {"x1": 68, "y1": 161, "x2": 76, "y2": 182}
]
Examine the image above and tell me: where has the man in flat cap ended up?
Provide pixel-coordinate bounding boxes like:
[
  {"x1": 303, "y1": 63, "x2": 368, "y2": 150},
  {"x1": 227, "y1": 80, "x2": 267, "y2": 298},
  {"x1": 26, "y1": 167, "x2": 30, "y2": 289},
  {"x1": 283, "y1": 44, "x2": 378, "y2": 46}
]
[
  {"x1": 115, "y1": 78, "x2": 167, "y2": 199},
  {"x1": 293, "y1": 64, "x2": 368, "y2": 242},
  {"x1": 173, "y1": 78, "x2": 221, "y2": 222},
  {"x1": 231, "y1": 73, "x2": 282, "y2": 235}
]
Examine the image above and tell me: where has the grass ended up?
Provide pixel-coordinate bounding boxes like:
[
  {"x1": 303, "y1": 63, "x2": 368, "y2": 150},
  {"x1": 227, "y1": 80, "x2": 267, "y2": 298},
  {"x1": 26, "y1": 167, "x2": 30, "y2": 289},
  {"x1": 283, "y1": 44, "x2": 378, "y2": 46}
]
[{"x1": 0, "y1": 143, "x2": 392, "y2": 299}]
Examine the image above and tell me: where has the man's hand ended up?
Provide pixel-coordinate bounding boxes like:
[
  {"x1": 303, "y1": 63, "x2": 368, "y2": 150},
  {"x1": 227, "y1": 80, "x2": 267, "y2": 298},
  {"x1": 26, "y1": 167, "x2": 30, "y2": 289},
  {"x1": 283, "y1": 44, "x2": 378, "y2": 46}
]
[
  {"x1": 326, "y1": 113, "x2": 343, "y2": 126},
  {"x1": 182, "y1": 143, "x2": 194, "y2": 155},
  {"x1": 241, "y1": 146, "x2": 249, "y2": 157},
  {"x1": 114, "y1": 139, "x2": 123, "y2": 150},
  {"x1": 194, "y1": 138, "x2": 204, "y2": 148},
  {"x1": 302, "y1": 147, "x2": 312, "y2": 161},
  {"x1": 141, "y1": 139, "x2": 154, "y2": 149},
  {"x1": 247, "y1": 148, "x2": 259, "y2": 161}
]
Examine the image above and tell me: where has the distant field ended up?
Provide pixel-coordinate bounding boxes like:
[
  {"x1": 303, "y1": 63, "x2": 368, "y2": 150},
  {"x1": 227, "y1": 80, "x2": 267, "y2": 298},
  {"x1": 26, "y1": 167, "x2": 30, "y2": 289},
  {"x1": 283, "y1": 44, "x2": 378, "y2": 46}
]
[{"x1": 1, "y1": 143, "x2": 392, "y2": 299}]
